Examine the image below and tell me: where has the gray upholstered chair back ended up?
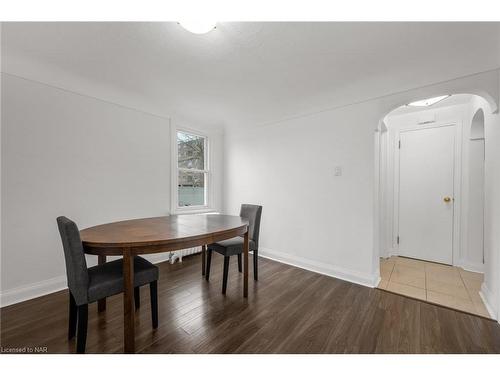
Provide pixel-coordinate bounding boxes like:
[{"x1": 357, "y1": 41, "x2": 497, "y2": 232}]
[
  {"x1": 57, "y1": 216, "x2": 89, "y2": 305},
  {"x1": 239, "y1": 204, "x2": 263, "y2": 248}
]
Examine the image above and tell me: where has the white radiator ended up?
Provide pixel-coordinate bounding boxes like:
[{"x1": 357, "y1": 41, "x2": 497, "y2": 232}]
[{"x1": 168, "y1": 246, "x2": 202, "y2": 264}]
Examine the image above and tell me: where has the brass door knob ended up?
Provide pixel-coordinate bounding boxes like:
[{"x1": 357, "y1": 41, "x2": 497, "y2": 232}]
[{"x1": 443, "y1": 196, "x2": 452, "y2": 203}]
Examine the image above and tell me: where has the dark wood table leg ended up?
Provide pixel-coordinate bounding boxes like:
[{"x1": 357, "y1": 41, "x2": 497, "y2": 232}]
[
  {"x1": 123, "y1": 249, "x2": 135, "y2": 353},
  {"x1": 97, "y1": 255, "x2": 107, "y2": 312},
  {"x1": 243, "y1": 230, "x2": 249, "y2": 297},
  {"x1": 201, "y1": 244, "x2": 206, "y2": 276}
]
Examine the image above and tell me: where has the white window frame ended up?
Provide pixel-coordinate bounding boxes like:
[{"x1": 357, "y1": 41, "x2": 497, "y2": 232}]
[{"x1": 171, "y1": 125, "x2": 213, "y2": 214}]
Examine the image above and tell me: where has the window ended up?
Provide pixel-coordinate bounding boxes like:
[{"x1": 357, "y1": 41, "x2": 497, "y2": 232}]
[{"x1": 176, "y1": 130, "x2": 208, "y2": 209}]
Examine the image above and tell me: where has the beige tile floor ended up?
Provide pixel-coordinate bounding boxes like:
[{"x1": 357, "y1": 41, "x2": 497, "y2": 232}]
[{"x1": 378, "y1": 256, "x2": 491, "y2": 318}]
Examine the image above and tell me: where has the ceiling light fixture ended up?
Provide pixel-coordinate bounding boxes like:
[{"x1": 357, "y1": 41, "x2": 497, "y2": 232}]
[
  {"x1": 178, "y1": 21, "x2": 217, "y2": 34},
  {"x1": 407, "y1": 95, "x2": 450, "y2": 107}
]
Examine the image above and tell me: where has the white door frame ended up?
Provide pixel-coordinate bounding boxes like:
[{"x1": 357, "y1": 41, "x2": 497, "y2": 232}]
[{"x1": 393, "y1": 120, "x2": 463, "y2": 265}]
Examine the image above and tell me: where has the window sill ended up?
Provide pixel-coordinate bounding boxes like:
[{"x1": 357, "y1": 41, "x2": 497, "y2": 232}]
[{"x1": 171, "y1": 208, "x2": 219, "y2": 215}]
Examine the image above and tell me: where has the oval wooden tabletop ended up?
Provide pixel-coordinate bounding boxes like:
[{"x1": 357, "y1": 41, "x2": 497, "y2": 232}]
[{"x1": 80, "y1": 214, "x2": 248, "y2": 255}]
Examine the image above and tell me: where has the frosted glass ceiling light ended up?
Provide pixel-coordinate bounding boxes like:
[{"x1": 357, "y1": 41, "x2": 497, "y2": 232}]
[
  {"x1": 178, "y1": 21, "x2": 217, "y2": 34},
  {"x1": 407, "y1": 95, "x2": 450, "y2": 107}
]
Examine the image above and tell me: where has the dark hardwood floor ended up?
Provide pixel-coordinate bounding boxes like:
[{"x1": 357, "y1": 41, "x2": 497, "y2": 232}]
[{"x1": 2, "y1": 253, "x2": 500, "y2": 353}]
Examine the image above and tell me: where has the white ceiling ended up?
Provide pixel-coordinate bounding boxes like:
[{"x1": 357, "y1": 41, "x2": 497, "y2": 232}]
[{"x1": 2, "y1": 22, "x2": 500, "y2": 131}]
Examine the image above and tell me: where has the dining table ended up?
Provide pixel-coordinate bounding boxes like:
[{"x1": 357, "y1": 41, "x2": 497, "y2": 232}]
[{"x1": 80, "y1": 214, "x2": 249, "y2": 353}]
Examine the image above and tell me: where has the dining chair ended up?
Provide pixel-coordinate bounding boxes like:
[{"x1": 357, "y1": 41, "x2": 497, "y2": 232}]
[
  {"x1": 205, "y1": 204, "x2": 262, "y2": 294},
  {"x1": 56, "y1": 216, "x2": 159, "y2": 353}
]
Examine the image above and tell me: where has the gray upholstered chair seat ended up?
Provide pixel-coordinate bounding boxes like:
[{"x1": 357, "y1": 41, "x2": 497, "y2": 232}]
[
  {"x1": 208, "y1": 237, "x2": 257, "y2": 256},
  {"x1": 87, "y1": 257, "x2": 159, "y2": 302}
]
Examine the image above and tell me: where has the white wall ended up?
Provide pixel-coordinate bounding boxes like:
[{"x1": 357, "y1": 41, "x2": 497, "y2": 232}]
[
  {"x1": 465, "y1": 137, "x2": 484, "y2": 267},
  {"x1": 463, "y1": 105, "x2": 485, "y2": 272},
  {"x1": 223, "y1": 102, "x2": 381, "y2": 287},
  {"x1": 378, "y1": 125, "x2": 389, "y2": 258},
  {"x1": 0, "y1": 73, "x2": 223, "y2": 306}
]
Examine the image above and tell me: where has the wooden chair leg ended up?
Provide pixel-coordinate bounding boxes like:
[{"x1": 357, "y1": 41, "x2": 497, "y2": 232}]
[
  {"x1": 97, "y1": 298, "x2": 106, "y2": 312},
  {"x1": 68, "y1": 292, "x2": 77, "y2": 340},
  {"x1": 134, "y1": 286, "x2": 140, "y2": 310},
  {"x1": 76, "y1": 304, "x2": 88, "y2": 354},
  {"x1": 205, "y1": 249, "x2": 212, "y2": 281},
  {"x1": 253, "y1": 250, "x2": 258, "y2": 281},
  {"x1": 237, "y1": 254, "x2": 242, "y2": 273},
  {"x1": 222, "y1": 256, "x2": 230, "y2": 294},
  {"x1": 150, "y1": 281, "x2": 158, "y2": 329}
]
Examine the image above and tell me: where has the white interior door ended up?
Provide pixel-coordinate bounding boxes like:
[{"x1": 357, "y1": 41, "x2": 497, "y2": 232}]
[{"x1": 398, "y1": 125, "x2": 455, "y2": 264}]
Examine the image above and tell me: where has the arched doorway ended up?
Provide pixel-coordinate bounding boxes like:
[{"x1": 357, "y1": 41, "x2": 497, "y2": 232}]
[{"x1": 375, "y1": 93, "x2": 494, "y2": 318}]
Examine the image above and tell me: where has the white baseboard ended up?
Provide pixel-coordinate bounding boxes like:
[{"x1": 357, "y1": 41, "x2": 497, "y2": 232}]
[
  {"x1": 0, "y1": 253, "x2": 172, "y2": 308},
  {"x1": 384, "y1": 248, "x2": 398, "y2": 258},
  {"x1": 479, "y1": 282, "x2": 497, "y2": 320},
  {"x1": 259, "y1": 247, "x2": 379, "y2": 288},
  {"x1": 0, "y1": 275, "x2": 67, "y2": 308},
  {"x1": 457, "y1": 260, "x2": 485, "y2": 274}
]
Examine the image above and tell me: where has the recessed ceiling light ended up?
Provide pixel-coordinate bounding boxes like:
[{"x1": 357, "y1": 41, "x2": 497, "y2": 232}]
[
  {"x1": 178, "y1": 21, "x2": 217, "y2": 34},
  {"x1": 407, "y1": 95, "x2": 450, "y2": 107}
]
